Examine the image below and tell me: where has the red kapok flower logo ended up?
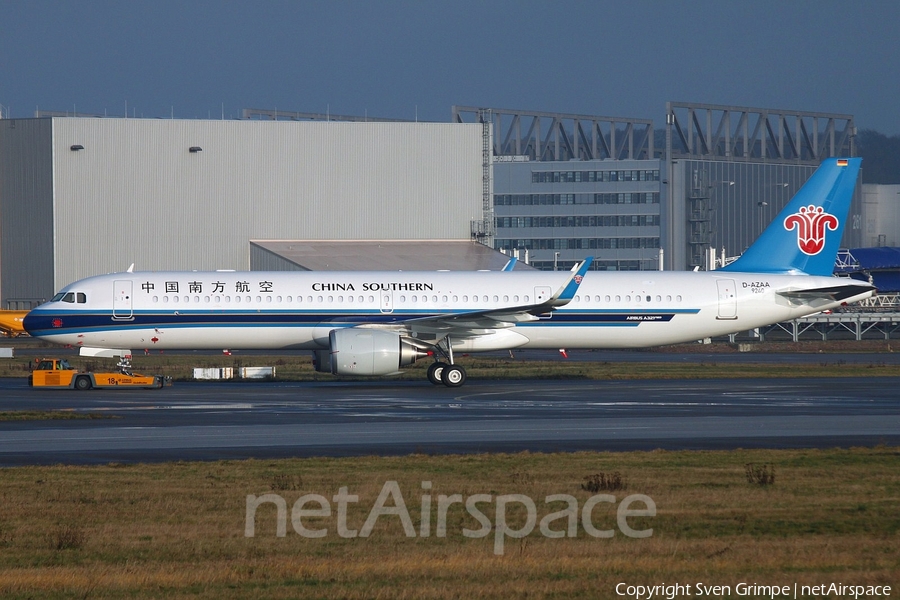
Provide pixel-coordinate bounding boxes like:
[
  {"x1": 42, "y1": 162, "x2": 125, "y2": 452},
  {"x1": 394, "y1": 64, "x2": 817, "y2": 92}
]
[{"x1": 784, "y1": 205, "x2": 838, "y2": 256}]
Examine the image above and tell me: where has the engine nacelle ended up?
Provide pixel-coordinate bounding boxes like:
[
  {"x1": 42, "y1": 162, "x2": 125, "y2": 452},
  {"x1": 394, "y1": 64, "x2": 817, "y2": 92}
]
[{"x1": 328, "y1": 328, "x2": 427, "y2": 376}]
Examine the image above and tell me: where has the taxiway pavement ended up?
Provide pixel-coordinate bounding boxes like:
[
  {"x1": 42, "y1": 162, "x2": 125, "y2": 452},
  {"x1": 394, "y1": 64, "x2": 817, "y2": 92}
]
[{"x1": 1, "y1": 374, "x2": 898, "y2": 465}]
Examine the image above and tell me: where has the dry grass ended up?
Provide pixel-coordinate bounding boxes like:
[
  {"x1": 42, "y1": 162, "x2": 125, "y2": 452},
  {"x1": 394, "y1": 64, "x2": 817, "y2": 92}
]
[
  {"x1": 4, "y1": 350, "x2": 900, "y2": 382},
  {"x1": 0, "y1": 411, "x2": 117, "y2": 422},
  {"x1": 0, "y1": 447, "x2": 898, "y2": 598}
]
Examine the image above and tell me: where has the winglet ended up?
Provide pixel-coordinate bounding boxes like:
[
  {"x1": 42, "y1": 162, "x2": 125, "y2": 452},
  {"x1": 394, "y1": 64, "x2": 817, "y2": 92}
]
[
  {"x1": 551, "y1": 256, "x2": 593, "y2": 304},
  {"x1": 502, "y1": 257, "x2": 518, "y2": 272}
]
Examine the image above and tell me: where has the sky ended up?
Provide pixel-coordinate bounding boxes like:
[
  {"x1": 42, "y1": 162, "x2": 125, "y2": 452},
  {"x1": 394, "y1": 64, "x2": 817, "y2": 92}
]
[{"x1": 2, "y1": 0, "x2": 900, "y2": 134}]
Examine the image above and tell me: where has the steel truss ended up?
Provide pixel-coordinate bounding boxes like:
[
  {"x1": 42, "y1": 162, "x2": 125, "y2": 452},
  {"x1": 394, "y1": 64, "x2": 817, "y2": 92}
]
[
  {"x1": 452, "y1": 106, "x2": 654, "y2": 161},
  {"x1": 755, "y1": 312, "x2": 900, "y2": 342},
  {"x1": 666, "y1": 102, "x2": 855, "y2": 164}
]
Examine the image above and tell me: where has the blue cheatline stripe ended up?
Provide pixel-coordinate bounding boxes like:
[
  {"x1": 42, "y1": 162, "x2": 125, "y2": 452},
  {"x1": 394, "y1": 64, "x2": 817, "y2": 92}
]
[{"x1": 25, "y1": 307, "x2": 700, "y2": 337}]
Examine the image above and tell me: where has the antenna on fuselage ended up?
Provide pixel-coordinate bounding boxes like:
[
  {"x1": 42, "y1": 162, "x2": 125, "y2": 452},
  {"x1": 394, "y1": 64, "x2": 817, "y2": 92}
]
[{"x1": 127, "y1": 263, "x2": 135, "y2": 273}]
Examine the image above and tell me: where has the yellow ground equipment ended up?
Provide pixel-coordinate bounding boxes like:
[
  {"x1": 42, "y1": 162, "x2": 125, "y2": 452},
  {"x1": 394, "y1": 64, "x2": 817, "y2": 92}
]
[
  {"x1": 0, "y1": 310, "x2": 29, "y2": 337},
  {"x1": 29, "y1": 357, "x2": 171, "y2": 390}
]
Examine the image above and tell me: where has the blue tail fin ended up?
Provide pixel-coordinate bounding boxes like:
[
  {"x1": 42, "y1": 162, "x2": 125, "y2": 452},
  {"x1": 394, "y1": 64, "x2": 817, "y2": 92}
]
[{"x1": 721, "y1": 157, "x2": 861, "y2": 276}]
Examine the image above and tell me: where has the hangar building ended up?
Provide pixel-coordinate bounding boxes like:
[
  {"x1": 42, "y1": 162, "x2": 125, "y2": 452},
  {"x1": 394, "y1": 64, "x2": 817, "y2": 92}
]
[
  {"x1": 664, "y1": 102, "x2": 859, "y2": 270},
  {"x1": 0, "y1": 116, "x2": 484, "y2": 307},
  {"x1": 454, "y1": 107, "x2": 662, "y2": 272}
]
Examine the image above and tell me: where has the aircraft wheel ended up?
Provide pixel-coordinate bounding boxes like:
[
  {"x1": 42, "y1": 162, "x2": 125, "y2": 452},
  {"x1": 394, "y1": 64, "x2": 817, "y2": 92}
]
[
  {"x1": 74, "y1": 376, "x2": 92, "y2": 391},
  {"x1": 441, "y1": 364, "x2": 466, "y2": 388},
  {"x1": 427, "y1": 362, "x2": 447, "y2": 385}
]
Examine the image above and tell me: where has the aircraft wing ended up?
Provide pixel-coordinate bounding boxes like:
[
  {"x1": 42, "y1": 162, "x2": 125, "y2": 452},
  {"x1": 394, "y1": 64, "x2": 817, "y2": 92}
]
[{"x1": 367, "y1": 257, "x2": 592, "y2": 338}]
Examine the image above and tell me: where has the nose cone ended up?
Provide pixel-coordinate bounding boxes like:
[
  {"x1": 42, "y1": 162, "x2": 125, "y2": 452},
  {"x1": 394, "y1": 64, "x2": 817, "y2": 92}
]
[{"x1": 23, "y1": 310, "x2": 51, "y2": 336}]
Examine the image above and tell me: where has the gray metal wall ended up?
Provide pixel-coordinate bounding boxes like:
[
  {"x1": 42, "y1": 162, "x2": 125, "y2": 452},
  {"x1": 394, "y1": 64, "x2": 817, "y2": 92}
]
[
  {"x1": 861, "y1": 184, "x2": 900, "y2": 247},
  {"x1": 670, "y1": 160, "x2": 862, "y2": 269},
  {"x1": 0, "y1": 119, "x2": 55, "y2": 306},
  {"x1": 1, "y1": 118, "x2": 483, "y2": 303}
]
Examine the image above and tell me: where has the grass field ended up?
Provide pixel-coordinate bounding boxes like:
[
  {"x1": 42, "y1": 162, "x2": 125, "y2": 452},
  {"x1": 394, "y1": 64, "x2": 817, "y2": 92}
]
[
  {"x1": 0, "y1": 447, "x2": 897, "y2": 599},
  {"x1": 2, "y1": 340, "x2": 900, "y2": 382}
]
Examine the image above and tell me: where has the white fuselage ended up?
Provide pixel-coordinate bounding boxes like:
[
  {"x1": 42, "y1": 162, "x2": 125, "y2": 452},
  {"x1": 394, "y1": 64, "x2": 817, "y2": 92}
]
[{"x1": 25, "y1": 269, "x2": 872, "y2": 352}]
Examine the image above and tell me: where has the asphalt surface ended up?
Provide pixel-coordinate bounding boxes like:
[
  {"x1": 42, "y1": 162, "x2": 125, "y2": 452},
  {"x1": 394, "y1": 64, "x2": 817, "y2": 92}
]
[{"x1": 1, "y1": 367, "x2": 898, "y2": 465}]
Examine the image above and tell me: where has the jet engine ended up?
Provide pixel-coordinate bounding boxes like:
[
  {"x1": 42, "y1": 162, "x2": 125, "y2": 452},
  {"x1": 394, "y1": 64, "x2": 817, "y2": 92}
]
[{"x1": 326, "y1": 328, "x2": 427, "y2": 376}]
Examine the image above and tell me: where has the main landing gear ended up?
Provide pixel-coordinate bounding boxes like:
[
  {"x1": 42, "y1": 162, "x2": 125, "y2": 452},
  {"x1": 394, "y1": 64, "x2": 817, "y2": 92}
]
[{"x1": 426, "y1": 336, "x2": 467, "y2": 388}]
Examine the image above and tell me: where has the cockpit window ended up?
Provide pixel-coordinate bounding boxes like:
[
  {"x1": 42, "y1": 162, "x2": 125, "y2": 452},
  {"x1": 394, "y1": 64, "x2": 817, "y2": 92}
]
[
  {"x1": 77, "y1": 293, "x2": 87, "y2": 303},
  {"x1": 51, "y1": 293, "x2": 66, "y2": 302},
  {"x1": 61, "y1": 292, "x2": 75, "y2": 303}
]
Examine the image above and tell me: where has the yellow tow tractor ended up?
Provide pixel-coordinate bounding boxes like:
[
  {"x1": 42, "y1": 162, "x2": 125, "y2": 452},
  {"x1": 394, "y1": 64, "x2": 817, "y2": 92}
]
[{"x1": 29, "y1": 357, "x2": 171, "y2": 390}]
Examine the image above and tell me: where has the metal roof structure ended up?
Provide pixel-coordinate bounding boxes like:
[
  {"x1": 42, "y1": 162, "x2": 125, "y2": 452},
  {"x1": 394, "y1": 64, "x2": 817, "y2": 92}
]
[{"x1": 249, "y1": 240, "x2": 530, "y2": 272}]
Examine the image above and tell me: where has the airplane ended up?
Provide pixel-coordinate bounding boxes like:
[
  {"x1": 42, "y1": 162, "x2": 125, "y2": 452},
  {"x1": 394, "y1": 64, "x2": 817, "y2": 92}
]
[
  {"x1": 24, "y1": 157, "x2": 875, "y2": 387},
  {"x1": 0, "y1": 310, "x2": 30, "y2": 337}
]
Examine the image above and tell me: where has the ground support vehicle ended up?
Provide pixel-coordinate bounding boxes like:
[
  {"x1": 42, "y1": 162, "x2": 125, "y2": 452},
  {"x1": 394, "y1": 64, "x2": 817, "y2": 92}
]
[{"x1": 29, "y1": 357, "x2": 171, "y2": 390}]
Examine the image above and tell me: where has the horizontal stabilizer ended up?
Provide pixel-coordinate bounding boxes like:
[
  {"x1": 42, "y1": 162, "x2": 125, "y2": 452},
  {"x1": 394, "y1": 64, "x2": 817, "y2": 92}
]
[{"x1": 777, "y1": 283, "x2": 875, "y2": 303}]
